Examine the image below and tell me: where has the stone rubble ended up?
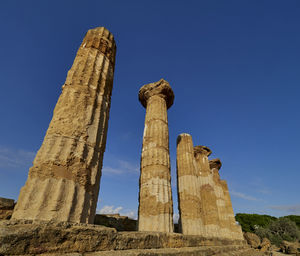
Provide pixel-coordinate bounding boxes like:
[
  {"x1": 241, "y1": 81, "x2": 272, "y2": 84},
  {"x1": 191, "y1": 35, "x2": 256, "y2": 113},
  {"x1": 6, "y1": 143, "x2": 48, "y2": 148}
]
[{"x1": 0, "y1": 197, "x2": 15, "y2": 220}]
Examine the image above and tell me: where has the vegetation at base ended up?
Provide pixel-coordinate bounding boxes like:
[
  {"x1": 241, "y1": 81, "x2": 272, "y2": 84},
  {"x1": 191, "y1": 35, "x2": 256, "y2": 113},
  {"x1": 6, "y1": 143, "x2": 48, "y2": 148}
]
[
  {"x1": 236, "y1": 213, "x2": 300, "y2": 246},
  {"x1": 235, "y1": 213, "x2": 276, "y2": 233},
  {"x1": 284, "y1": 215, "x2": 300, "y2": 229}
]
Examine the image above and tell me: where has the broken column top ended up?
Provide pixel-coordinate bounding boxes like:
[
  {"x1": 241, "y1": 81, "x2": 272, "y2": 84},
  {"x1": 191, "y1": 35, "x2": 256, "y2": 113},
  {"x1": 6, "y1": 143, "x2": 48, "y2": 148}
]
[
  {"x1": 81, "y1": 27, "x2": 116, "y2": 65},
  {"x1": 138, "y1": 79, "x2": 174, "y2": 109},
  {"x1": 176, "y1": 133, "x2": 192, "y2": 144},
  {"x1": 194, "y1": 145, "x2": 212, "y2": 157},
  {"x1": 209, "y1": 158, "x2": 222, "y2": 170}
]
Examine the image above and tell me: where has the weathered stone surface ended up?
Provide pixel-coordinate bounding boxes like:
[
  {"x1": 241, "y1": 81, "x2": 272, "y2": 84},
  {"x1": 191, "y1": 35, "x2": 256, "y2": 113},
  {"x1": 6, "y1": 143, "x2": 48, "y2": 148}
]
[
  {"x1": 0, "y1": 220, "x2": 247, "y2": 255},
  {"x1": 83, "y1": 246, "x2": 253, "y2": 255},
  {"x1": 94, "y1": 214, "x2": 136, "y2": 231},
  {"x1": 138, "y1": 79, "x2": 174, "y2": 232},
  {"x1": 0, "y1": 197, "x2": 15, "y2": 220},
  {"x1": 0, "y1": 209, "x2": 13, "y2": 220},
  {"x1": 259, "y1": 237, "x2": 271, "y2": 252},
  {"x1": 209, "y1": 158, "x2": 232, "y2": 239},
  {"x1": 138, "y1": 79, "x2": 174, "y2": 109},
  {"x1": 4, "y1": 247, "x2": 262, "y2": 256},
  {"x1": 221, "y1": 180, "x2": 244, "y2": 240},
  {"x1": 287, "y1": 244, "x2": 298, "y2": 254},
  {"x1": 176, "y1": 133, "x2": 205, "y2": 235},
  {"x1": 11, "y1": 27, "x2": 116, "y2": 224},
  {"x1": 244, "y1": 232, "x2": 261, "y2": 249},
  {"x1": 194, "y1": 145, "x2": 221, "y2": 238},
  {"x1": 0, "y1": 197, "x2": 15, "y2": 209}
]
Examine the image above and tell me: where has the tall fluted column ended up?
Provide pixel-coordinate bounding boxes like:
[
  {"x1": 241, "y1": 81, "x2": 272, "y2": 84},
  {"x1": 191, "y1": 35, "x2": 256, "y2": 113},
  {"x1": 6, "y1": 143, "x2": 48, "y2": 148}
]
[
  {"x1": 138, "y1": 79, "x2": 174, "y2": 232},
  {"x1": 176, "y1": 134, "x2": 205, "y2": 235},
  {"x1": 12, "y1": 27, "x2": 116, "y2": 224},
  {"x1": 209, "y1": 159, "x2": 231, "y2": 239},
  {"x1": 220, "y1": 180, "x2": 244, "y2": 240},
  {"x1": 194, "y1": 146, "x2": 221, "y2": 238}
]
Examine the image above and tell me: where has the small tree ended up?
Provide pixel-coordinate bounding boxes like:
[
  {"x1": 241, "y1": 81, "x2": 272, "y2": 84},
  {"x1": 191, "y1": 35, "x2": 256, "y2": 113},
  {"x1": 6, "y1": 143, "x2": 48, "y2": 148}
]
[
  {"x1": 254, "y1": 217, "x2": 299, "y2": 246},
  {"x1": 268, "y1": 217, "x2": 300, "y2": 242}
]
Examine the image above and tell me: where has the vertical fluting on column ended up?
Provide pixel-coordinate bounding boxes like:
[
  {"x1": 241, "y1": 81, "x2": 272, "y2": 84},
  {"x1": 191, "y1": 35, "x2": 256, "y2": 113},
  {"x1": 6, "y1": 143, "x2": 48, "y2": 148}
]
[
  {"x1": 220, "y1": 180, "x2": 244, "y2": 240},
  {"x1": 138, "y1": 79, "x2": 174, "y2": 232},
  {"x1": 12, "y1": 27, "x2": 116, "y2": 224},
  {"x1": 176, "y1": 134, "x2": 205, "y2": 235},
  {"x1": 194, "y1": 146, "x2": 221, "y2": 238},
  {"x1": 209, "y1": 158, "x2": 231, "y2": 239}
]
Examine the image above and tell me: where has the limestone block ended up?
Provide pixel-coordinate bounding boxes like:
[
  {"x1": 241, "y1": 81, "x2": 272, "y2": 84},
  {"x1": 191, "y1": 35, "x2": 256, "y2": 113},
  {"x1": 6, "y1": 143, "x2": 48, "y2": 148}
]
[
  {"x1": 176, "y1": 133, "x2": 205, "y2": 235},
  {"x1": 0, "y1": 197, "x2": 15, "y2": 209},
  {"x1": 209, "y1": 159, "x2": 232, "y2": 239},
  {"x1": 220, "y1": 180, "x2": 244, "y2": 240},
  {"x1": 138, "y1": 79, "x2": 174, "y2": 232},
  {"x1": 11, "y1": 27, "x2": 116, "y2": 224},
  {"x1": 94, "y1": 214, "x2": 137, "y2": 231},
  {"x1": 194, "y1": 146, "x2": 221, "y2": 238},
  {"x1": 0, "y1": 220, "x2": 247, "y2": 255},
  {"x1": 243, "y1": 232, "x2": 261, "y2": 249},
  {"x1": 260, "y1": 237, "x2": 271, "y2": 252},
  {"x1": 0, "y1": 197, "x2": 15, "y2": 220}
]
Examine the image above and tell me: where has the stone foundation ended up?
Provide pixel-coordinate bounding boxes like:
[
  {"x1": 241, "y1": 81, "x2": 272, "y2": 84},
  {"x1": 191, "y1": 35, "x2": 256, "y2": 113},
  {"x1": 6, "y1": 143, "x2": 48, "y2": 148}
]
[
  {"x1": 94, "y1": 214, "x2": 136, "y2": 231},
  {"x1": 0, "y1": 220, "x2": 249, "y2": 255}
]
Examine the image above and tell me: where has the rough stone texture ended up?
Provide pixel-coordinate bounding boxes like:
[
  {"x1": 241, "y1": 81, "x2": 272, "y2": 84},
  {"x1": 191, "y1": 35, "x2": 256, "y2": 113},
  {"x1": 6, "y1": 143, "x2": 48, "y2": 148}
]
[
  {"x1": 176, "y1": 133, "x2": 205, "y2": 235},
  {"x1": 243, "y1": 232, "x2": 261, "y2": 249},
  {"x1": 94, "y1": 214, "x2": 136, "y2": 231},
  {"x1": 209, "y1": 159, "x2": 232, "y2": 239},
  {"x1": 0, "y1": 197, "x2": 15, "y2": 209},
  {"x1": 221, "y1": 180, "x2": 244, "y2": 240},
  {"x1": 259, "y1": 237, "x2": 271, "y2": 252},
  {"x1": 11, "y1": 27, "x2": 116, "y2": 224},
  {"x1": 0, "y1": 220, "x2": 248, "y2": 255},
  {"x1": 194, "y1": 145, "x2": 221, "y2": 238},
  {"x1": 175, "y1": 135, "x2": 243, "y2": 240},
  {"x1": 138, "y1": 79, "x2": 174, "y2": 232},
  {"x1": 0, "y1": 197, "x2": 15, "y2": 220},
  {"x1": 280, "y1": 241, "x2": 300, "y2": 254}
]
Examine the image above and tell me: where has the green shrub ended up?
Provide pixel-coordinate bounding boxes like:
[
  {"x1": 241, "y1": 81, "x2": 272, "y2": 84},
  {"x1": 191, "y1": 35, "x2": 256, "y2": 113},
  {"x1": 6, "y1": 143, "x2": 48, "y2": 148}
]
[
  {"x1": 235, "y1": 213, "x2": 276, "y2": 232},
  {"x1": 268, "y1": 217, "x2": 300, "y2": 242},
  {"x1": 236, "y1": 213, "x2": 300, "y2": 246},
  {"x1": 284, "y1": 215, "x2": 300, "y2": 229}
]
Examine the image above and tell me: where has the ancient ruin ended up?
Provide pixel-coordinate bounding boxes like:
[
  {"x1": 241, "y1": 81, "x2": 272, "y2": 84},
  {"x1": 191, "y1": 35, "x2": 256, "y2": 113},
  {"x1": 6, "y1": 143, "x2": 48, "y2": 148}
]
[
  {"x1": 11, "y1": 27, "x2": 116, "y2": 224},
  {"x1": 0, "y1": 27, "x2": 254, "y2": 255},
  {"x1": 176, "y1": 133, "x2": 205, "y2": 235},
  {"x1": 138, "y1": 79, "x2": 174, "y2": 232},
  {"x1": 176, "y1": 134, "x2": 244, "y2": 240},
  {"x1": 220, "y1": 179, "x2": 244, "y2": 240}
]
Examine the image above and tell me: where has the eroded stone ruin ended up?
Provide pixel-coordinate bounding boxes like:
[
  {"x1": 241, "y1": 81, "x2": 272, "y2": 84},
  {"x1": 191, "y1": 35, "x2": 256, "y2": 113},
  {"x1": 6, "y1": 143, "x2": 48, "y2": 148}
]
[
  {"x1": 11, "y1": 27, "x2": 116, "y2": 224},
  {"x1": 176, "y1": 133, "x2": 243, "y2": 240},
  {"x1": 0, "y1": 26, "x2": 257, "y2": 255},
  {"x1": 138, "y1": 79, "x2": 174, "y2": 232}
]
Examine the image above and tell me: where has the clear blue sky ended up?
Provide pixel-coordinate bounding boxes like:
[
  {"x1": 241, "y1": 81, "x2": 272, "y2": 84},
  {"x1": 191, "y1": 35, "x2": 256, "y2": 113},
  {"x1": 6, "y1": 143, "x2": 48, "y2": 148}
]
[{"x1": 0, "y1": 0, "x2": 299, "y2": 220}]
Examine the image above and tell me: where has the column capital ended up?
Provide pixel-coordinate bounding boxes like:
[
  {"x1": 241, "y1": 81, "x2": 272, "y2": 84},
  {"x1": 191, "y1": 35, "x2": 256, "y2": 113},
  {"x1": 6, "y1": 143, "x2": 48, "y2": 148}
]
[
  {"x1": 139, "y1": 79, "x2": 174, "y2": 109},
  {"x1": 194, "y1": 145, "x2": 212, "y2": 157},
  {"x1": 209, "y1": 158, "x2": 222, "y2": 170}
]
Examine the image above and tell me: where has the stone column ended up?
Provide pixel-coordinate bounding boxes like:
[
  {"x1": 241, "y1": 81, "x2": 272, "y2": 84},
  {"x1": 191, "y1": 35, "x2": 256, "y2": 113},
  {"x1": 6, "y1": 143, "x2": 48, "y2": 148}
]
[
  {"x1": 194, "y1": 146, "x2": 221, "y2": 238},
  {"x1": 176, "y1": 134, "x2": 205, "y2": 235},
  {"x1": 209, "y1": 158, "x2": 231, "y2": 239},
  {"x1": 12, "y1": 27, "x2": 116, "y2": 224},
  {"x1": 220, "y1": 180, "x2": 244, "y2": 240},
  {"x1": 138, "y1": 79, "x2": 174, "y2": 232}
]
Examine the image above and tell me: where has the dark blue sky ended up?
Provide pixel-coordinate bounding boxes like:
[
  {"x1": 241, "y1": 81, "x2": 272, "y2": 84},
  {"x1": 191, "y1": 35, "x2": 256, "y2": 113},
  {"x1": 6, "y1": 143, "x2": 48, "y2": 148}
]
[{"x1": 0, "y1": 0, "x2": 299, "y2": 219}]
